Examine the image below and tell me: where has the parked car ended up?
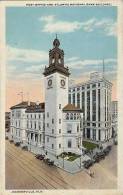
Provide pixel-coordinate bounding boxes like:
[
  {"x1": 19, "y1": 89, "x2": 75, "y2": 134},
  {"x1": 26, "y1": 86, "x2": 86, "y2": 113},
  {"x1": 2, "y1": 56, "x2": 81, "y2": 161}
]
[
  {"x1": 35, "y1": 154, "x2": 45, "y2": 160},
  {"x1": 107, "y1": 145, "x2": 112, "y2": 151},
  {"x1": 22, "y1": 146, "x2": 28, "y2": 151},
  {"x1": 97, "y1": 151, "x2": 105, "y2": 160},
  {"x1": 83, "y1": 159, "x2": 93, "y2": 169},
  {"x1": 93, "y1": 154, "x2": 100, "y2": 163},
  {"x1": 43, "y1": 158, "x2": 50, "y2": 163},
  {"x1": 39, "y1": 155, "x2": 45, "y2": 160},
  {"x1": 47, "y1": 160, "x2": 54, "y2": 166},
  {"x1": 15, "y1": 142, "x2": 20, "y2": 146},
  {"x1": 103, "y1": 147, "x2": 110, "y2": 155}
]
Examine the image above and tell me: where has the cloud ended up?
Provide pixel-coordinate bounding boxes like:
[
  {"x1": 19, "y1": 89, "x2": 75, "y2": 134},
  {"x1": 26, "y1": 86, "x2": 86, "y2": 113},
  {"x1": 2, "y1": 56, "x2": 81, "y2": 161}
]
[
  {"x1": 7, "y1": 45, "x2": 48, "y2": 63},
  {"x1": 67, "y1": 58, "x2": 117, "y2": 69},
  {"x1": 39, "y1": 15, "x2": 117, "y2": 36},
  {"x1": 40, "y1": 16, "x2": 81, "y2": 33}
]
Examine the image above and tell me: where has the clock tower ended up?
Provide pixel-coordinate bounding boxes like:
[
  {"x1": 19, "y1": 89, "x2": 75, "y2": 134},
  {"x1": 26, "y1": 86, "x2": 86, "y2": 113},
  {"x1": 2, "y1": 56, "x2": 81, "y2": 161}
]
[{"x1": 43, "y1": 37, "x2": 70, "y2": 156}]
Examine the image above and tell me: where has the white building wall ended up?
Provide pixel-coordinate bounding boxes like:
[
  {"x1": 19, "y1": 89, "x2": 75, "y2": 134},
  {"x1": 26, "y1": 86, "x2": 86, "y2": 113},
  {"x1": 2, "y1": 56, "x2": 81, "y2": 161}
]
[
  {"x1": 68, "y1": 74, "x2": 112, "y2": 143},
  {"x1": 63, "y1": 112, "x2": 83, "y2": 155},
  {"x1": 45, "y1": 72, "x2": 69, "y2": 155}
]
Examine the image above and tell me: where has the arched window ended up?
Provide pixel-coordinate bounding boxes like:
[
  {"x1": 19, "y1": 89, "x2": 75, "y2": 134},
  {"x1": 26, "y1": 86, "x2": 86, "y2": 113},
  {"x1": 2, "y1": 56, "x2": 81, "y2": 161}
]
[
  {"x1": 70, "y1": 113, "x2": 73, "y2": 120},
  {"x1": 66, "y1": 113, "x2": 69, "y2": 120},
  {"x1": 74, "y1": 113, "x2": 76, "y2": 120}
]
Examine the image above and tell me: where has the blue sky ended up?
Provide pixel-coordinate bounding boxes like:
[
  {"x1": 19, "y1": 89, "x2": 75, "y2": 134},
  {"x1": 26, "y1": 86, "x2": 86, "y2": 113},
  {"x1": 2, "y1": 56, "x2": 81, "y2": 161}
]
[{"x1": 6, "y1": 6, "x2": 117, "y2": 83}]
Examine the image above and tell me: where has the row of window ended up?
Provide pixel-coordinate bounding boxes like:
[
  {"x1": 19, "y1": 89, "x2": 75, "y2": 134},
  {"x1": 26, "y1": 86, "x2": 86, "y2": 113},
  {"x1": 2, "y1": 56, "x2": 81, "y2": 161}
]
[
  {"x1": 47, "y1": 119, "x2": 61, "y2": 127},
  {"x1": 46, "y1": 139, "x2": 72, "y2": 149},
  {"x1": 51, "y1": 129, "x2": 61, "y2": 134},
  {"x1": 69, "y1": 89, "x2": 101, "y2": 122},
  {"x1": 27, "y1": 114, "x2": 43, "y2": 119},
  {"x1": 65, "y1": 113, "x2": 81, "y2": 120},
  {"x1": 27, "y1": 121, "x2": 43, "y2": 130},
  {"x1": 69, "y1": 83, "x2": 101, "y2": 92}
]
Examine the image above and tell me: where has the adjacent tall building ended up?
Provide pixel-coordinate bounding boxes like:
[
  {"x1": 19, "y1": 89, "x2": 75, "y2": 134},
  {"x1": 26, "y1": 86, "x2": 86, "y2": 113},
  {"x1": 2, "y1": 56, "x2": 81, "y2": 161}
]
[
  {"x1": 111, "y1": 101, "x2": 118, "y2": 137},
  {"x1": 69, "y1": 72, "x2": 113, "y2": 143}
]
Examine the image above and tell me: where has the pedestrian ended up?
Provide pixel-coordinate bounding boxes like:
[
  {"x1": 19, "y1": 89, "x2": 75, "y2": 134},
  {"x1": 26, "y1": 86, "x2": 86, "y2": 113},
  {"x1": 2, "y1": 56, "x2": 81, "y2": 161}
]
[
  {"x1": 92, "y1": 171, "x2": 94, "y2": 178},
  {"x1": 89, "y1": 169, "x2": 92, "y2": 177}
]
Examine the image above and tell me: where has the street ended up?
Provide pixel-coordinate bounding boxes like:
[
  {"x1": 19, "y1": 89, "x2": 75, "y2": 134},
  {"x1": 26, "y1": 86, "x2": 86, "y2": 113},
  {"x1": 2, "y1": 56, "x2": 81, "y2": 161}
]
[{"x1": 5, "y1": 140, "x2": 117, "y2": 189}]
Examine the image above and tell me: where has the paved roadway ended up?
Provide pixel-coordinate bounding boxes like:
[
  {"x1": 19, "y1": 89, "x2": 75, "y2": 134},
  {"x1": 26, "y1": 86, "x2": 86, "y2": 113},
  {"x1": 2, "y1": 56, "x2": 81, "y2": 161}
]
[{"x1": 5, "y1": 140, "x2": 117, "y2": 189}]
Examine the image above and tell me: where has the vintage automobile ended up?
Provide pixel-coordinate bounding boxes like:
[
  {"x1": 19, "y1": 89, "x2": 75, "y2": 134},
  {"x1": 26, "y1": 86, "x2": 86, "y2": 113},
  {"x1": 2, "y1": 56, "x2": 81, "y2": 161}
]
[
  {"x1": 47, "y1": 160, "x2": 54, "y2": 166},
  {"x1": 35, "y1": 154, "x2": 45, "y2": 160},
  {"x1": 83, "y1": 159, "x2": 94, "y2": 169},
  {"x1": 15, "y1": 142, "x2": 20, "y2": 146},
  {"x1": 22, "y1": 146, "x2": 28, "y2": 151}
]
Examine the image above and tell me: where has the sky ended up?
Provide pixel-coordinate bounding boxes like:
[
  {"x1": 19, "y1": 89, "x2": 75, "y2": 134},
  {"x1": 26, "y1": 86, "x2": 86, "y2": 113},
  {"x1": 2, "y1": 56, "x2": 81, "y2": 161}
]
[{"x1": 6, "y1": 6, "x2": 117, "y2": 111}]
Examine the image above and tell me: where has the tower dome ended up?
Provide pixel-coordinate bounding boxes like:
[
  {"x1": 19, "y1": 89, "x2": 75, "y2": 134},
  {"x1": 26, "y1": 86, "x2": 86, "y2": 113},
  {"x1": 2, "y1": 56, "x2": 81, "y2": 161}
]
[{"x1": 53, "y1": 36, "x2": 60, "y2": 48}]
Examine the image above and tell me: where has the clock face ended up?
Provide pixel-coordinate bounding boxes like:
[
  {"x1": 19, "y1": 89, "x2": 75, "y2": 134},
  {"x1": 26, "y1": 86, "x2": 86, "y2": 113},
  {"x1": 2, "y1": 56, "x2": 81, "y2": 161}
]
[
  {"x1": 61, "y1": 79, "x2": 65, "y2": 87},
  {"x1": 48, "y1": 79, "x2": 52, "y2": 87}
]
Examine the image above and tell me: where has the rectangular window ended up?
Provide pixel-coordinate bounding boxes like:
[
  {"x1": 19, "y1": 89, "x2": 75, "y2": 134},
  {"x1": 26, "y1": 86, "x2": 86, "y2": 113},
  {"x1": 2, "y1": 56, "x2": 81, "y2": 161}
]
[
  {"x1": 31, "y1": 133, "x2": 33, "y2": 140},
  {"x1": 98, "y1": 89, "x2": 100, "y2": 121},
  {"x1": 73, "y1": 93, "x2": 75, "y2": 105},
  {"x1": 35, "y1": 122, "x2": 36, "y2": 129},
  {"x1": 92, "y1": 90, "x2": 96, "y2": 121},
  {"x1": 82, "y1": 86, "x2": 85, "y2": 90},
  {"x1": 67, "y1": 130, "x2": 72, "y2": 134},
  {"x1": 68, "y1": 140, "x2": 72, "y2": 148},
  {"x1": 87, "y1": 84, "x2": 90, "y2": 89},
  {"x1": 77, "y1": 124, "x2": 79, "y2": 132},
  {"x1": 47, "y1": 123, "x2": 49, "y2": 127},
  {"x1": 92, "y1": 84, "x2": 96, "y2": 88},
  {"x1": 59, "y1": 104, "x2": 61, "y2": 109},
  {"x1": 67, "y1": 124, "x2": 72, "y2": 133},
  {"x1": 87, "y1": 91, "x2": 90, "y2": 120},
  {"x1": 39, "y1": 114, "x2": 40, "y2": 119},
  {"x1": 77, "y1": 93, "x2": 80, "y2": 108},
  {"x1": 68, "y1": 94, "x2": 71, "y2": 104},
  {"x1": 93, "y1": 129, "x2": 96, "y2": 140},
  {"x1": 59, "y1": 119, "x2": 61, "y2": 124},
  {"x1": 52, "y1": 118, "x2": 54, "y2": 124},
  {"x1": 92, "y1": 123, "x2": 96, "y2": 127},
  {"x1": 35, "y1": 114, "x2": 36, "y2": 119},
  {"x1": 59, "y1": 144, "x2": 61, "y2": 148},
  {"x1": 82, "y1": 92, "x2": 85, "y2": 119},
  {"x1": 52, "y1": 129, "x2": 54, "y2": 134},
  {"x1": 52, "y1": 144, "x2": 54, "y2": 149},
  {"x1": 59, "y1": 129, "x2": 61, "y2": 134}
]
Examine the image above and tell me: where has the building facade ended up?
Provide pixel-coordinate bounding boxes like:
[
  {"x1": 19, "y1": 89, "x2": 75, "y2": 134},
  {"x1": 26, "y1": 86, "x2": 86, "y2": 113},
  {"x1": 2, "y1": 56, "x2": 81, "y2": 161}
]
[
  {"x1": 9, "y1": 37, "x2": 83, "y2": 156},
  {"x1": 69, "y1": 72, "x2": 112, "y2": 143},
  {"x1": 111, "y1": 101, "x2": 118, "y2": 137}
]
